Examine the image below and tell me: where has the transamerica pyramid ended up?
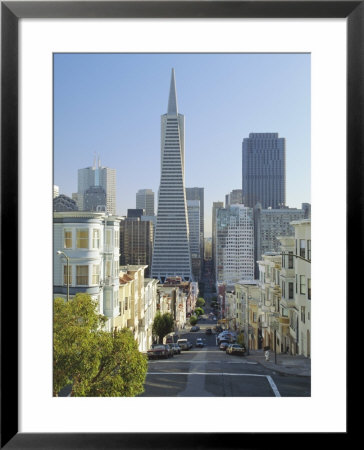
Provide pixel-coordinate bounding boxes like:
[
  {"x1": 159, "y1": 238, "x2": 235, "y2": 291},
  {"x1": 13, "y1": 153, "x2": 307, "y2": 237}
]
[{"x1": 151, "y1": 69, "x2": 192, "y2": 282}]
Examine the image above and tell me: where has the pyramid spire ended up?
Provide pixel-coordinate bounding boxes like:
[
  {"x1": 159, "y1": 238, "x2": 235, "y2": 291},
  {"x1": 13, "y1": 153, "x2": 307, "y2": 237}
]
[{"x1": 167, "y1": 68, "x2": 178, "y2": 115}]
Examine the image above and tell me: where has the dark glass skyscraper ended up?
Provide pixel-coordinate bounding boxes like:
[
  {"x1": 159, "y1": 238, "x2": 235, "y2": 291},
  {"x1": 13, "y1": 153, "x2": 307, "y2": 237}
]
[{"x1": 242, "y1": 133, "x2": 286, "y2": 209}]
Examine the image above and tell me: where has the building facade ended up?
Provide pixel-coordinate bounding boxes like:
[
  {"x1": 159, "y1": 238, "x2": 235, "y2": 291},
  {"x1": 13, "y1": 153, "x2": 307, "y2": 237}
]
[
  {"x1": 215, "y1": 204, "x2": 254, "y2": 284},
  {"x1": 151, "y1": 69, "x2": 192, "y2": 282},
  {"x1": 225, "y1": 189, "x2": 243, "y2": 207},
  {"x1": 119, "y1": 213, "x2": 154, "y2": 277},
  {"x1": 53, "y1": 211, "x2": 121, "y2": 331},
  {"x1": 187, "y1": 199, "x2": 201, "y2": 281},
  {"x1": 212, "y1": 201, "x2": 224, "y2": 281},
  {"x1": 253, "y1": 203, "x2": 307, "y2": 278},
  {"x1": 136, "y1": 189, "x2": 155, "y2": 217},
  {"x1": 186, "y1": 187, "x2": 205, "y2": 267},
  {"x1": 242, "y1": 132, "x2": 286, "y2": 209},
  {"x1": 78, "y1": 157, "x2": 116, "y2": 214}
]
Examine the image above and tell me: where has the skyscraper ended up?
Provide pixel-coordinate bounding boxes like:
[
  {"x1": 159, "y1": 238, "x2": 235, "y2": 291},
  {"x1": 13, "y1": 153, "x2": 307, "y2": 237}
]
[
  {"x1": 212, "y1": 201, "x2": 224, "y2": 281},
  {"x1": 136, "y1": 189, "x2": 155, "y2": 216},
  {"x1": 242, "y1": 133, "x2": 286, "y2": 209},
  {"x1": 151, "y1": 69, "x2": 192, "y2": 282},
  {"x1": 187, "y1": 199, "x2": 201, "y2": 280},
  {"x1": 78, "y1": 156, "x2": 116, "y2": 215},
  {"x1": 186, "y1": 187, "x2": 204, "y2": 267},
  {"x1": 215, "y1": 204, "x2": 254, "y2": 284}
]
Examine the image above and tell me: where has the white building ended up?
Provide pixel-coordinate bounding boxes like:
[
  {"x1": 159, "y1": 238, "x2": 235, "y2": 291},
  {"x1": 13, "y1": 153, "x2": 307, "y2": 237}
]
[
  {"x1": 151, "y1": 69, "x2": 192, "y2": 282},
  {"x1": 291, "y1": 220, "x2": 311, "y2": 357},
  {"x1": 53, "y1": 211, "x2": 121, "y2": 331},
  {"x1": 78, "y1": 156, "x2": 116, "y2": 215},
  {"x1": 216, "y1": 204, "x2": 254, "y2": 284}
]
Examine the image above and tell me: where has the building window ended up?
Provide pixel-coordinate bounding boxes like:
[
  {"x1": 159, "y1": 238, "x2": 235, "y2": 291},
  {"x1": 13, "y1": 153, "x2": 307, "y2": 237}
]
[
  {"x1": 76, "y1": 229, "x2": 89, "y2": 249},
  {"x1": 106, "y1": 229, "x2": 112, "y2": 246},
  {"x1": 307, "y1": 240, "x2": 311, "y2": 260},
  {"x1": 114, "y1": 260, "x2": 119, "y2": 278},
  {"x1": 125, "y1": 297, "x2": 128, "y2": 311},
  {"x1": 114, "y1": 230, "x2": 119, "y2": 248},
  {"x1": 63, "y1": 265, "x2": 72, "y2": 285},
  {"x1": 288, "y1": 251, "x2": 294, "y2": 269},
  {"x1": 92, "y1": 265, "x2": 100, "y2": 284},
  {"x1": 92, "y1": 229, "x2": 100, "y2": 249},
  {"x1": 300, "y1": 275, "x2": 306, "y2": 295},
  {"x1": 76, "y1": 265, "x2": 88, "y2": 285},
  {"x1": 289, "y1": 282, "x2": 294, "y2": 299},
  {"x1": 308, "y1": 278, "x2": 311, "y2": 300},
  {"x1": 64, "y1": 230, "x2": 72, "y2": 249},
  {"x1": 301, "y1": 306, "x2": 306, "y2": 323},
  {"x1": 300, "y1": 239, "x2": 306, "y2": 259},
  {"x1": 105, "y1": 260, "x2": 111, "y2": 278}
]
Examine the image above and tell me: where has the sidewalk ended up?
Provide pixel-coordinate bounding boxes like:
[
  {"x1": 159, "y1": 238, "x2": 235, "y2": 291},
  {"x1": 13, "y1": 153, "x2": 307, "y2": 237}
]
[{"x1": 246, "y1": 350, "x2": 311, "y2": 377}]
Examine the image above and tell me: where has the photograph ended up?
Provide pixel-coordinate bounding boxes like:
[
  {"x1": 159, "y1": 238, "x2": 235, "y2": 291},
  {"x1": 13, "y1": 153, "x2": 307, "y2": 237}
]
[{"x1": 53, "y1": 52, "x2": 311, "y2": 398}]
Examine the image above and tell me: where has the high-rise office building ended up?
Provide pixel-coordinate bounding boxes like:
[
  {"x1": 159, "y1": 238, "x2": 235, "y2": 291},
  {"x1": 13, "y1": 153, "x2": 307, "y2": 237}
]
[
  {"x1": 187, "y1": 200, "x2": 201, "y2": 281},
  {"x1": 215, "y1": 204, "x2": 254, "y2": 284},
  {"x1": 212, "y1": 201, "x2": 224, "y2": 281},
  {"x1": 186, "y1": 187, "x2": 204, "y2": 266},
  {"x1": 253, "y1": 203, "x2": 308, "y2": 278},
  {"x1": 136, "y1": 189, "x2": 155, "y2": 216},
  {"x1": 151, "y1": 69, "x2": 192, "y2": 282},
  {"x1": 242, "y1": 133, "x2": 286, "y2": 209},
  {"x1": 83, "y1": 186, "x2": 106, "y2": 212},
  {"x1": 225, "y1": 189, "x2": 243, "y2": 207},
  {"x1": 120, "y1": 214, "x2": 154, "y2": 278},
  {"x1": 78, "y1": 157, "x2": 116, "y2": 215}
]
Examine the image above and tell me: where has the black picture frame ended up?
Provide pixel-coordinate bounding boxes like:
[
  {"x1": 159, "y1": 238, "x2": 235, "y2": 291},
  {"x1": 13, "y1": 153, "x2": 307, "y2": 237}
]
[{"x1": 1, "y1": 1, "x2": 355, "y2": 448}]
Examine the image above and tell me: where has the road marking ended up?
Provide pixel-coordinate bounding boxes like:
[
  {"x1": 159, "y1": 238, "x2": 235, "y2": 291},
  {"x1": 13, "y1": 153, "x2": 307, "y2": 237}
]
[
  {"x1": 147, "y1": 372, "x2": 281, "y2": 397},
  {"x1": 148, "y1": 360, "x2": 257, "y2": 365},
  {"x1": 266, "y1": 376, "x2": 281, "y2": 397}
]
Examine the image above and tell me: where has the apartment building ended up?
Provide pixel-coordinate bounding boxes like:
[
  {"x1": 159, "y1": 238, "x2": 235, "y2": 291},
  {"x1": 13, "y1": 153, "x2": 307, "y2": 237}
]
[{"x1": 53, "y1": 211, "x2": 121, "y2": 332}]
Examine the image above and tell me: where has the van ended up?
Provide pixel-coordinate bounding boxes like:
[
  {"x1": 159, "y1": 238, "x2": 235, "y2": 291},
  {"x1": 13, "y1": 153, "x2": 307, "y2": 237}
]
[{"x1": 177, "y1": 339, "x2": 189, "y2": 350}]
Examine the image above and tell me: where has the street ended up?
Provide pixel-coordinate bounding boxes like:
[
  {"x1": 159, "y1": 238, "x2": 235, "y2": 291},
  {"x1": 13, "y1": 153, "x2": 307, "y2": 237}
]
[
  {"x1": 141, "y1": 262, "x2": 310, "y2": 397},
  {"x1": 140, "y1": 323, "x2": 310, "y2": 397}
]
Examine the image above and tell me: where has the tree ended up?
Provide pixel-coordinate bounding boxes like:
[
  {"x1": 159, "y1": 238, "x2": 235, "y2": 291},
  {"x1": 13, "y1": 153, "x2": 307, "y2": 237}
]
[
  {"x1": 152, "y1": 312, "x2": 174, "y2": 344},
  {"x1": 194, "y1": 307, "x2": 204, "y2": 316},
  {"x1": 196, "y1": 297, "x2": 205, "y2": 307},
  {"x1": 189, "y1": 315, "x2": 198, "y2": 325},
  {"x1": 53, "y1": 293, "x2": 147, "y2": 397}
]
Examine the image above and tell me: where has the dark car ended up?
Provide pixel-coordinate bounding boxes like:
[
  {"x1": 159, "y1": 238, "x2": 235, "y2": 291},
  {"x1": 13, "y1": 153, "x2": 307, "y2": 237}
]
[
  {"x1": 226, "y1": 344, "x2": 246, "y2": 356},
  {"x1": 190, "y1": 325, "x2": 200, "y2": 332},
  {"x1": 147, "y1": 344, "x2": 170, "y2": 359},
  {"x1": 195, "y1": 338, "x2": 204, "y2": 348},
  {"x1": 205, "y1": 328, "x2": 212, "y2": 335},
  {"x1": 219, "y1": 341, "x2": 230, "y2": 351}
]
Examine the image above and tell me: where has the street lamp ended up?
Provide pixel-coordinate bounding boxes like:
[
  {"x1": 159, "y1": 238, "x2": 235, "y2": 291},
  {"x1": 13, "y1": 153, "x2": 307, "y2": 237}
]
[{"x1": 57, "y1": 250, "x2": 70, "y2": 302}]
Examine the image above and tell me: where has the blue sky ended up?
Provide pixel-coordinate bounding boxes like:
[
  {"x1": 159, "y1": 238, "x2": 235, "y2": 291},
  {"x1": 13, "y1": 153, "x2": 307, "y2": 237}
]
[{"x1": 54, "y1": 53, "x2": 310, "y2": 236}]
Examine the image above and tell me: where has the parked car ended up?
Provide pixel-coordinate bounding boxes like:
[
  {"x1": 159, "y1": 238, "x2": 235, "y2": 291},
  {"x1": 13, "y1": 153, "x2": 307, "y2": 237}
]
[
  {"x1": 177, "y1": 338, "x2": 192, "y2": 350},
  {"x1": 190, "y1": 325, "x2": 200, "y2": 332},
  {"x1": 166, "y1": 344, "x2": 175, "y2": 357},
  {"x1": 205, "y1": 328, "x2": 212, "y2": 335},
  {"x1": 219, "y1": 341, "x2": 230, "y2": 351},
  {"x1": 195, "y1": 338, "x2": 204, "y2": 348},
  {"x1": 226, "y1": 344, "x2": 246, "y2": 356},
  {"x1": 170, "y1": 343, "x2": 181, "y2": 355},
  {"x1": 147, "y1": 344, "x2": 170, "y2": 359}
]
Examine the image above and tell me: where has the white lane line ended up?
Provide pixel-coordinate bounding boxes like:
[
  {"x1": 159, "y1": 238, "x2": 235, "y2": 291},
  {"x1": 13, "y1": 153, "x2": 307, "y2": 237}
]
[
  {"x1": 266, "y1": 376, "x2": 281, "y2": 397},
  {"x1": 148, "y1": 360, "x2": 257, "y2": 365},
  {"x1": 147, "y1": 372, "x2": 281, "y2": 397}
]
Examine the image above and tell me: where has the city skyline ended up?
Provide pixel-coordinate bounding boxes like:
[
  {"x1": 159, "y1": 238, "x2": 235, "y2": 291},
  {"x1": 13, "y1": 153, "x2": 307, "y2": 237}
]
[{"x1": 54, "y1": 53, "x2": 311, "y2": 236}]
